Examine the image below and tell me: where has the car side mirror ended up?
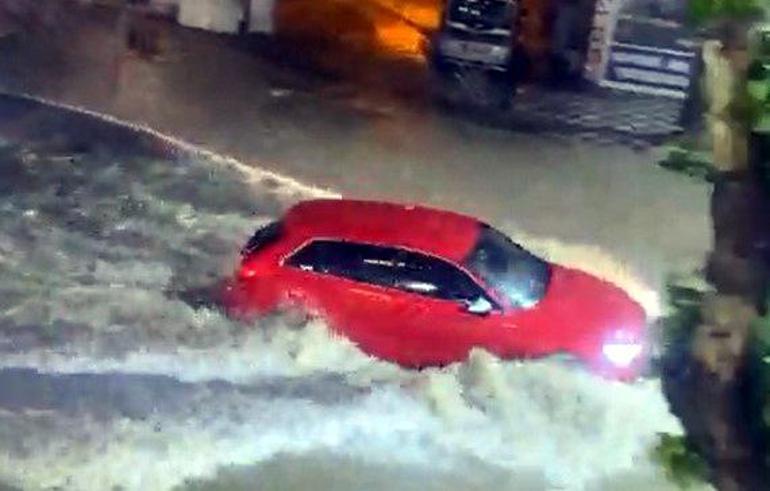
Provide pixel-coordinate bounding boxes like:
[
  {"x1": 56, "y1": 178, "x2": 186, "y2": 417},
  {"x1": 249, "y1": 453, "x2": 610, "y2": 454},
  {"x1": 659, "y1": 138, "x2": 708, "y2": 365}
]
[{"x1": 464, "y1": 297, "x2": 493, "y2": 316}]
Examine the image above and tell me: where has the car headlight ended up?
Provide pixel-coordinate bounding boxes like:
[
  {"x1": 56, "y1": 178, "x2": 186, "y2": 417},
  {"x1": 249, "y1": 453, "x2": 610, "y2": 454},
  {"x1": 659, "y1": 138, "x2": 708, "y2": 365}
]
[{"x1": 602, "y1": 342, "x2": 643, "y2": 367}]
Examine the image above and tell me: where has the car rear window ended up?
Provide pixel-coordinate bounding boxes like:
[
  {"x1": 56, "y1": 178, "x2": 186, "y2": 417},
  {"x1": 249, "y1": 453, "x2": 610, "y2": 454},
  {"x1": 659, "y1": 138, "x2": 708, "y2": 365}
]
[{"x1": 241, "y1": 220, "x2": 282, "y2": 257}]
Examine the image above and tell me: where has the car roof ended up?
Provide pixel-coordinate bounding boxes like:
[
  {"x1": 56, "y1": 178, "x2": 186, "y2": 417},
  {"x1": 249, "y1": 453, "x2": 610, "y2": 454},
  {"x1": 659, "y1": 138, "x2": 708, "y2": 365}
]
[{"x1": 283, "y1": 199, "x2": 482, "y2": 262}]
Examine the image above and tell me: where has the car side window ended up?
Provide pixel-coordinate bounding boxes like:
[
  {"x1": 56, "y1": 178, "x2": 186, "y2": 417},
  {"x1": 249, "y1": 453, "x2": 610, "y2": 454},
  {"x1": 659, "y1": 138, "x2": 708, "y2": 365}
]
[
  {"x1": 285, "y1": 240, "x2": 390, "y2": 283},
  {"x1": 286, "y1": 240, "x2": 491, "y2": 304},
  {"x1": 392, "y1": 249, "x2": 487, "y2": 303}
]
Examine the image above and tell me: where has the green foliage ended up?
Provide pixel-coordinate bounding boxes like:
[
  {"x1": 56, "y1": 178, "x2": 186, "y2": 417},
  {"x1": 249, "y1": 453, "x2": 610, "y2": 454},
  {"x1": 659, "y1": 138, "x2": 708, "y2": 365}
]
[
  {"x1": 658, "y1": 146, "x2": 716, "y2": 182},
  {"x1": 653, "y1": 433, "x2": 710, "y2": 489},
  {"x1": 733, "y1": 82, "x2": 766, "y2": 127},
  {"x1": 660, "y1": 275, "x2": 708, "y2": 351},
  {"x1": 747, "y1": 63, "x2": 770, "y2": 128},
  {"x1": 688, "y1": 0, "x2": 764, "y2": 25},
  {"x1": 652, "y1": 277, "x2": 710, "y2": 488}
]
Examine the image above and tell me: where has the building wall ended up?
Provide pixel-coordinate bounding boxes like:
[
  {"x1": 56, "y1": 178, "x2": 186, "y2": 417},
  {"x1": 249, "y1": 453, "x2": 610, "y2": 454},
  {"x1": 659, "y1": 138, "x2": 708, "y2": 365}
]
[
  {"x1": 249, "y1": 0, "x2": 275, "y2": 33},
  {"x1": 177, "y1": 0, "x2": 243, "y2": 33}
]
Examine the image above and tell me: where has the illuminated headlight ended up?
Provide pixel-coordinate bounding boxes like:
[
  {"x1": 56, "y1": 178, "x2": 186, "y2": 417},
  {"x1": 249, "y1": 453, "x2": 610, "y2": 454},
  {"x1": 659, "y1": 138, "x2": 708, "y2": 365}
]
[{"x1": 602, "y1": 342, "x2": 643, "y2": 367}]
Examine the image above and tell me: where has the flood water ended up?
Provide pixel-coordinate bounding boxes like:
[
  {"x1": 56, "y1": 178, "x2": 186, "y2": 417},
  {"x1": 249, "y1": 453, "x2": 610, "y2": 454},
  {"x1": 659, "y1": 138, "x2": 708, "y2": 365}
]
[{"x1": 0, "y1": 96, "x2": 694, "y2": 491}]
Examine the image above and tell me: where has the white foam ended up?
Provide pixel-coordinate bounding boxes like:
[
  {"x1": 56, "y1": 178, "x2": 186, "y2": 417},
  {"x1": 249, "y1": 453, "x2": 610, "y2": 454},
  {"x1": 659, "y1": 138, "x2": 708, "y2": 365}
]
[{"x1": 0, "y1": 348, "x2": 686, "y2": 491}]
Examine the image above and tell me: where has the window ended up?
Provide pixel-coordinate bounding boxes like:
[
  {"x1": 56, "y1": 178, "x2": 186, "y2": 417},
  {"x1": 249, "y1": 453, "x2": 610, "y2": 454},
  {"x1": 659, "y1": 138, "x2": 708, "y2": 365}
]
[
  {"x1": 463, "y1": 224, "x2": 550, "y2": 308},
  {"x1": 392, "y1": 247, "x2": 486, "y2": 302},
  {"x1": 286, "y1": 240, "x2": 491, "y2": 303},
  {"x1": 241, "y1": 220, "x2": 282, "y2": 257}
]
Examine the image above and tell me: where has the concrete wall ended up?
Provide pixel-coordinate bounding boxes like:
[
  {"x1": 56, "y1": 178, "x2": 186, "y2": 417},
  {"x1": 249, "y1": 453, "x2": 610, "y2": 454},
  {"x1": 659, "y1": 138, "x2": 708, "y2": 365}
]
[
  {"x1": 249, "y1": 0, "x2": 275, "y2": 33},
  {"x1": 177, "y1": 0, "x2": 243, "y2": 33},
  {"x1": 173, "y1": 0, "x2": 274, "y2": 34}
]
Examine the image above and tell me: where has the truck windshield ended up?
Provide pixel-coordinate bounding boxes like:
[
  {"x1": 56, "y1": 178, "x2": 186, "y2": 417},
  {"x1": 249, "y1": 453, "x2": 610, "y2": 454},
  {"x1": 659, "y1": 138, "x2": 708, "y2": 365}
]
[
  {"x1": 463, "y1": 224, "x2": 550, "y2": 308},
  {"x1": 447, "y1": 0, "x2": 515, "y2": 30}
]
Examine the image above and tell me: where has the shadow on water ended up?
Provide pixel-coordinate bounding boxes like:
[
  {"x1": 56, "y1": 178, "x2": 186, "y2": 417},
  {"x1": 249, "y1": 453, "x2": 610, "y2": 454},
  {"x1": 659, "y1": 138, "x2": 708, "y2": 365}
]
[{"x1": 0, "y1": 93, "x2": 180, "y2": 160}]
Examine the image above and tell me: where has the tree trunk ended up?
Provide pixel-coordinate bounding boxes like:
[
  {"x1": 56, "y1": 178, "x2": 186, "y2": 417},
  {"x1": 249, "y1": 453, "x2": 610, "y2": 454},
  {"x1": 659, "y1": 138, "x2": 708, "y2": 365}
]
[
  {"x1": 666, "y1": 26, "x2": 770, "y2": 491},
  {"x1": 703, "y1": 39, "x2": 750, "y2": 173}
]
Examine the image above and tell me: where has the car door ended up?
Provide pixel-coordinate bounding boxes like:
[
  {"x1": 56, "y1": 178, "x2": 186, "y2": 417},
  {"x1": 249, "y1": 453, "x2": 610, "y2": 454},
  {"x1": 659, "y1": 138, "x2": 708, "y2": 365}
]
[
  {"x1": 279, "y1": 239, "x2": 504, "y2": 367},
  {"x1": 383, "y1": 247, "x2": 507, "y2": 365},
  {"x1": 279, "y1": 240, "x2": 427, "y2": 363}
]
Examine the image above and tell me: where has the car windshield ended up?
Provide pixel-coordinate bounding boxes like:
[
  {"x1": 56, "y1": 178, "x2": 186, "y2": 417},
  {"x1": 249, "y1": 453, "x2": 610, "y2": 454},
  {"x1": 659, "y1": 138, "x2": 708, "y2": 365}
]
[{"x1": 463, "y1": 225, "x2": 550, "y2": 308}]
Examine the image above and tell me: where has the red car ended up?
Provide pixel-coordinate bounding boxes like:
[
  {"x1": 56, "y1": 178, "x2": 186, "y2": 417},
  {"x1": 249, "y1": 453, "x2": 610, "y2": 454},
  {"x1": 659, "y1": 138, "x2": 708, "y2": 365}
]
[{"x1": 225, "y1": 199, "x2": 648, "y2": 379}]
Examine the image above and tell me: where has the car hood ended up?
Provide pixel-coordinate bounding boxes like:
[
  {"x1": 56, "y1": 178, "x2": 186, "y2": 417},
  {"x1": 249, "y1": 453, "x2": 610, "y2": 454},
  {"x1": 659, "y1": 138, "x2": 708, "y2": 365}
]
[{"x1": 542, "y1": 265, "x2": 647, "y2": 350}]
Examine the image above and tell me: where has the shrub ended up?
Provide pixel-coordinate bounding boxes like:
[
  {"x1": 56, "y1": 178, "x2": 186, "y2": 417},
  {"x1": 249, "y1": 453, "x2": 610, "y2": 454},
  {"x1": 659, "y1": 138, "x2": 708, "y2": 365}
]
[
  {"x1": 654, "y1": 275, "x2": 711, "y2": 488},
  {"x1": 688, "y1": 0, "x2": 764, "y2": 25},
  {"x1": 653, "y1": 433, "x2": 710, "y2": 489},
  {"x1": 660, "y1": 274, "x2": 710, "y2": 350},
  {"x1": 658, "y1": 146, "x2": 716, "y2": 182}
]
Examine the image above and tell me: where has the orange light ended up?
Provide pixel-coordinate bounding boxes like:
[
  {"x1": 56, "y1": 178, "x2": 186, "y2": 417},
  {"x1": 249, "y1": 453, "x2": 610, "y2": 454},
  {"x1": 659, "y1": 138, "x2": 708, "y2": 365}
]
[
  {"x1": 370, "y1": 0, "x2": 440, "y2": 59},
  {"x1": 275, "y1": 0, "x2": 444, "y2": 61},
  {"x1": 374, "y1": 20, "x2": 425, "y2": 57},
  {"x1": 378, "y1": 1, "x2": 441, "y2": 30}
]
